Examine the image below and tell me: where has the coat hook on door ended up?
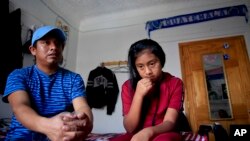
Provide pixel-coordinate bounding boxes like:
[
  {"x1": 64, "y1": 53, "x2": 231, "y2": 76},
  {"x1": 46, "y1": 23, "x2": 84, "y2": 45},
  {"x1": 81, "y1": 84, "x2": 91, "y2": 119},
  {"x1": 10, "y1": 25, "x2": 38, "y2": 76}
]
[
  {"x1": 223, "y1": 42, "x2": 230, "y2": 49},
  {"x1": 223, "y1": 54, "x2": 229, "y2": 60}
]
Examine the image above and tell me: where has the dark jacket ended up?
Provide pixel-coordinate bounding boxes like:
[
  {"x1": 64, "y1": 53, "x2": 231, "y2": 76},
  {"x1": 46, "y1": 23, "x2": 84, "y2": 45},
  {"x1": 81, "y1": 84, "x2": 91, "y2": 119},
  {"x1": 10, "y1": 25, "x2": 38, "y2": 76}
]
[{"x1": 86, "y1": 66, "x2": 119, "y2": 115}]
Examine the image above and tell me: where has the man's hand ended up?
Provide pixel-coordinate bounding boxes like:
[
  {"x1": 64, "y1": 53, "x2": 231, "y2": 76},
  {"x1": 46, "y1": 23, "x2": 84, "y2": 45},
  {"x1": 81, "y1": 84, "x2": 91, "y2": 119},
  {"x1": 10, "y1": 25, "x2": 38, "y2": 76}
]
[
  {"x1": 44, "y1": 112, "x2": 73, "y2": 141},
  {"x1": 61, "y1": 112, "x2": 92, "y2": 141},
  {"x1": 43, "y1": 111, "x2": 91, "y2": 141}
]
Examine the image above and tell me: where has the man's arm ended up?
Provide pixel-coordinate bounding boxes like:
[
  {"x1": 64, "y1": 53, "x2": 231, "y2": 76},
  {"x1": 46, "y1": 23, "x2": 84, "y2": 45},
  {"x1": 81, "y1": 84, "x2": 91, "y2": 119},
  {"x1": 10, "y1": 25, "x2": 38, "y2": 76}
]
[
  {"x1": 8, "y1": 90, "x2": 46, "y2": 131},
  {"x1": 72, "y1": 96, "x2": 93, "y2": 132},
  {"x1": 8, "y1": 90, "x2": 67, "y2": 140}
]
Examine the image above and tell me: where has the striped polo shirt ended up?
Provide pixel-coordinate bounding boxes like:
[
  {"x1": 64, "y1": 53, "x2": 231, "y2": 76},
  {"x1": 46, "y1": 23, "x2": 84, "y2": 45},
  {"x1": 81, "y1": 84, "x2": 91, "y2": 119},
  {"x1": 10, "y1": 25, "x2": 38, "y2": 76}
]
[{"x1": 3, "y1": 65, "x2": 86, "y2": 140}]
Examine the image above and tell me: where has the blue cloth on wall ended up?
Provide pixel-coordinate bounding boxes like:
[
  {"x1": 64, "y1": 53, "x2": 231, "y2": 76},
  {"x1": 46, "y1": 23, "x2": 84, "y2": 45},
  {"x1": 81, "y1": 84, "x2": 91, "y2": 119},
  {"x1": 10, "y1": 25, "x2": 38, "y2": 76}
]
[{"x1": 145, "y1": 4, "x2": 248, "y2": 37}]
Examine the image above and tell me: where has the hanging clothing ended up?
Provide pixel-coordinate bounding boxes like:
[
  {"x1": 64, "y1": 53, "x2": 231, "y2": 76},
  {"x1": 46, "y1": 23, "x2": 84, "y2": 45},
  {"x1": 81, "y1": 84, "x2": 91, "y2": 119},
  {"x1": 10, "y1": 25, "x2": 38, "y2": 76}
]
[{"x1": 86, "y1": 66, "x2": 119, "y2": 115}]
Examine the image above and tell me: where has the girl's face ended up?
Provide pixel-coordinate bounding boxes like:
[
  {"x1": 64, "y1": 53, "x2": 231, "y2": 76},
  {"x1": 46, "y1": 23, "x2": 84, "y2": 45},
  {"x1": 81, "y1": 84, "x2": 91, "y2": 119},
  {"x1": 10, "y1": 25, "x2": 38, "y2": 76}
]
[{"x1": 135, "y1": 49, "x2": 163, "y2": 83}]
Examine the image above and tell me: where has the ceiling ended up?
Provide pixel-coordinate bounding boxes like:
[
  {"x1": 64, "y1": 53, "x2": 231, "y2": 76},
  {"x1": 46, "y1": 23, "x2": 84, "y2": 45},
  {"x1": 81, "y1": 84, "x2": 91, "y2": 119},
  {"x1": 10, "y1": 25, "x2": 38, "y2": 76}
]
[
  {"x1": 41, "y1": 0, "x2": 179, "y2": 27},
  {"x1": 40, "y1": 0, "x2": 243, "y2": 31}
]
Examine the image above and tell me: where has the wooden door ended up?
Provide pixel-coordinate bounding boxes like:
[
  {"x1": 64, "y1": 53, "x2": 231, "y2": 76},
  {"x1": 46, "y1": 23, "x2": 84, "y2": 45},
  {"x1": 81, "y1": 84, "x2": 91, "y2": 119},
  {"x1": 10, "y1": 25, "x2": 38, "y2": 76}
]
[{"x1": 179, "y1": 35, "x2": 250, "y2": 134}]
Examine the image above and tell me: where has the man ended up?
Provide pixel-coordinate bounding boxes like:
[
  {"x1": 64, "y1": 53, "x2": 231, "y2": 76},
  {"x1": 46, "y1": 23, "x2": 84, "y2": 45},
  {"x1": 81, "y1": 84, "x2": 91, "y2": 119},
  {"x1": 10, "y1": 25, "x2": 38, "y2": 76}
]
[{"x1": 2, "y1": 25, "x2": 93, "y2": 141}]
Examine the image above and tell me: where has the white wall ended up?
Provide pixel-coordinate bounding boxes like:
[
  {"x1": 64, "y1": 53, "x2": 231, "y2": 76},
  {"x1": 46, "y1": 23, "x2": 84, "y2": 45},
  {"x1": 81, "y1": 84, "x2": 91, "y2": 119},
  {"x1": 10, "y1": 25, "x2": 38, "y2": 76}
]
[
  {"x1": 76, "y1": 0, "x2": 250, "y2": 133},
  {"x1": 1, "y1": 0, "x2": 250, "y2": 135}
]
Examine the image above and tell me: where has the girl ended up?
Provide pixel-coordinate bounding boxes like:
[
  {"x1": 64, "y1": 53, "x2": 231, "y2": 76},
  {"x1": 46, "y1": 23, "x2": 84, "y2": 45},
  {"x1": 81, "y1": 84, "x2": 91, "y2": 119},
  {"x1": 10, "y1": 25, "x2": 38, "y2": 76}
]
[{"x1": 111, "y1": 39, "x2": 183, "y2": 141}]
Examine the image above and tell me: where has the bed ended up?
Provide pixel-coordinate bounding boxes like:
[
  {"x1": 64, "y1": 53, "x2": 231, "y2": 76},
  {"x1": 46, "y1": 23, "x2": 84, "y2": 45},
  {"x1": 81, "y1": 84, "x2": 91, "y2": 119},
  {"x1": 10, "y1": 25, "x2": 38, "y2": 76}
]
[
  {"x1": 85, "y1": 132, "x2": 209, "y2": 141},
  {"x1": 83, "y1": 112, "x2": 209, "y2": 141},
  {"x1": 0, "y1": 117, "x2": 209, "y2": 141}
]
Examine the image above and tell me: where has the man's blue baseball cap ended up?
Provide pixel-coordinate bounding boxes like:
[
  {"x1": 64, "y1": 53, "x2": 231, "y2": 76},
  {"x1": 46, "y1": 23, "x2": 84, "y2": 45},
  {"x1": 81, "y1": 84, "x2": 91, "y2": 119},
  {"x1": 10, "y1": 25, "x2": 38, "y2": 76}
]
[{"x1": 31, "y1": 25, "x2": 66, "y2": 46}]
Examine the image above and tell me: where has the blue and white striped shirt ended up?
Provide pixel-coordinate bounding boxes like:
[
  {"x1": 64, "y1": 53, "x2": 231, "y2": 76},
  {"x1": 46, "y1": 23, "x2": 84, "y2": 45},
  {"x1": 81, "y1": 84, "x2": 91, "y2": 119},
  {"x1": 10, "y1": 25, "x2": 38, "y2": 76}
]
[{"x1": 3, "y1": 65, "x2": 86, "y2": 140}]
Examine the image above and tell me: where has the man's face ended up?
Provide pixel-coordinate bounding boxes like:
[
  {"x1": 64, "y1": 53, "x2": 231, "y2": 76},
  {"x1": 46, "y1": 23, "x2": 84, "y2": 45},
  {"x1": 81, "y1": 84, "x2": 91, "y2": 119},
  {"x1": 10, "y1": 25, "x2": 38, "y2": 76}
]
[{"x1": 30, "y1": 36, "x2": 64, "y2": 66}]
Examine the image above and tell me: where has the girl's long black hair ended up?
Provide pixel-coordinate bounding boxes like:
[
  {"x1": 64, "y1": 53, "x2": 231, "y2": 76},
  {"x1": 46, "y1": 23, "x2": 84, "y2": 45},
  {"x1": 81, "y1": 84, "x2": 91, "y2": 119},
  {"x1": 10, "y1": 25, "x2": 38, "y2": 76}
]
[{"x1": 128, "y1": 39, "x2": 166, "y2": 90}]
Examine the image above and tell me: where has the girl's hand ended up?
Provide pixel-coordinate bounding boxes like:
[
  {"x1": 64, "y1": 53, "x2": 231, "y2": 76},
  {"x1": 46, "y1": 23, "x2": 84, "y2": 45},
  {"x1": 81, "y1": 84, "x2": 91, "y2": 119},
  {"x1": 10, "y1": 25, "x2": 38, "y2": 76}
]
[
  {"x1": 135, "y1": 78, "x2": 154, "y2": 98},
  {"x1": 131, "y1": 127, "x2": 154, "y2": 141}
]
